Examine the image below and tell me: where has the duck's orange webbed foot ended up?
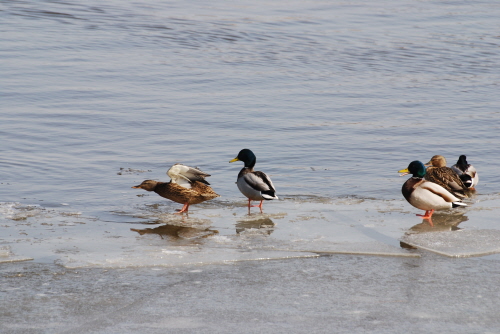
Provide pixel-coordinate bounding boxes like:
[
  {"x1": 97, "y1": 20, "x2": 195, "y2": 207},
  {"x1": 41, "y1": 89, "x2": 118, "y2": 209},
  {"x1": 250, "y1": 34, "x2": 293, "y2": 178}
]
[
  {"x1": 247, "y1": 199, "x2": 264, "y2": 213},
  {"x1": 416, "y1": 209, "x2": 435, "y2": 219},
  {"x1": 416, "y1": 210, "x2": 435, "y2": 226},
  {"x1": 175, "y1": 203, "x2": 190, "y2": 214}
]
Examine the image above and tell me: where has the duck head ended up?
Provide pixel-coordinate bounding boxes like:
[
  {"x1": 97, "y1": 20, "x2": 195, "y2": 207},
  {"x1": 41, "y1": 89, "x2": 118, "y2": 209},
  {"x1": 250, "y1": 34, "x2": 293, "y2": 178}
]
[
  {"x1": 229, "y1": 149, "x2": 256, "y2": 169},
  {"x1": 425, "y1": 155, "x2": 447, "y2": 168},
  {"x1": 456, "y1": 155, "x2": 468, "y2": 167},
  {"x1": 132, "y1": 180, "x2": 159, "y2": 191},
  {"x1": 399, "y1": 161, "x2": 426, "y2": 178}
]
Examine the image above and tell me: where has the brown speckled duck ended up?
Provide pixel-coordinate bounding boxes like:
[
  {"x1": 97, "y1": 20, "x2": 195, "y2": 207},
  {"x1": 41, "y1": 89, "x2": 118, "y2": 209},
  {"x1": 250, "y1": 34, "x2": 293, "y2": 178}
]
[
  {"x1": 424, "y1": 155, "x2": 468, "y2": 199},
  {"x1": 132, "y1": 164, "x2": 219, "y2": 214}
]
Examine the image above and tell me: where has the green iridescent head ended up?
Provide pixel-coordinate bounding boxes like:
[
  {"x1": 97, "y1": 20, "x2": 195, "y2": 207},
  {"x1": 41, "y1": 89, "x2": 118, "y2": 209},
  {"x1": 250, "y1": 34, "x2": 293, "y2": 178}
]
[
  {"x1": 229, "y1": 149, "x2": 257, "y2": 168},
  {"x1": 399, "y1": 160, "x2": 426, "y2": 178}
]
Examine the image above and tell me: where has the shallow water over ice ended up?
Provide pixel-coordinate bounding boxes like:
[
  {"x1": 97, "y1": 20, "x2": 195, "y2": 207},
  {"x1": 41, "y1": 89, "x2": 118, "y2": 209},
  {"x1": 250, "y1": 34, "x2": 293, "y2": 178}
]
[{"x1": 2, "y1": 190, "x2": 500, "y2": 268}]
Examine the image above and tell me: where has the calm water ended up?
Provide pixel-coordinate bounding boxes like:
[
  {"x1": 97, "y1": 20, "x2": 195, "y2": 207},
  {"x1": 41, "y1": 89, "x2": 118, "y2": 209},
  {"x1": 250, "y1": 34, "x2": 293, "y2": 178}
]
[{"x1": 2, "y1": 0, "x2": 500, "y2": 261}]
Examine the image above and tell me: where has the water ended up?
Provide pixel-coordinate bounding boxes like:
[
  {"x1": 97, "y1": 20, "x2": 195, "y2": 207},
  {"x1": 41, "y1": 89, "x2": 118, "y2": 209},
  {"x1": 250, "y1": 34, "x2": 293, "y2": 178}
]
[{"x1": 2, "y1": 0, "x2": 500, "y2": 332}]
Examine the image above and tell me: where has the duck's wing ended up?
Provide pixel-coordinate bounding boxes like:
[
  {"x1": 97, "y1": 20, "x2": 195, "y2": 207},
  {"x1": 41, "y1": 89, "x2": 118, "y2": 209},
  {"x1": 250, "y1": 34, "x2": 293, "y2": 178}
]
[
  {"x1": 466, "y1": 165, "x2": 477, "y2": 178},
  {"x1": 167, "y1": 163, "x2": 211, "y2": 185},
  {"x1": 424, "y1": 168, "x2": 446, "y2": 187},
  {"x1": 426, "y1": 167, "x2": 466, "y2": 191},
  {"x1": 425, "y1": 167, "x2": 468, "y2": 198},
  {"x1": 420, "y1": 181, "x2": 461, "y2": 203},
  {"x1": 441, "y1": 167, "x2": 468, "y2": 191},
  {"x1": 462, "y1": 165, "x2": 478, "y2": 188},
  {"x1": 191, "y1": 181, "x2": 220, "y2": 199},
  {"x1": 450, "y1": 164, "x2": 464, "y2": 176},
  {"x1": 243, "y1": 171, "x2": 277, "y2": 198}
]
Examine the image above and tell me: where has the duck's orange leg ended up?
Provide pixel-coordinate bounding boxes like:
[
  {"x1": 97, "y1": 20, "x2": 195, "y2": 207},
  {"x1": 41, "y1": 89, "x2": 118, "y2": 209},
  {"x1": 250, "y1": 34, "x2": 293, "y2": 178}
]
[
  {"x1": 250, "y1": 200, "x2": 263, "y2": 208},
  {"x1": 247, "y1": 199, "x2": 263, "y2": 213},
  {"x1": 416, "y1": 209, "x2": 435, "y2": 226},
  {"x1": 175, "y1": 203, "x2": 190, "y2": 214},
  {"x1": 417, "y1": 209, "x2": 435, "y2": 219}
]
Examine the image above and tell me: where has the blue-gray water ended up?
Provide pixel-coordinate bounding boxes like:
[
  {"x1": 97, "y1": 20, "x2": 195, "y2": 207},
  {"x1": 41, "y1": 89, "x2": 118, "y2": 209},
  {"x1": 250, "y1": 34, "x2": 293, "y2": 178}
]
[{"x1": 2, "y1": 0, "x2": 500, "y2": 332}]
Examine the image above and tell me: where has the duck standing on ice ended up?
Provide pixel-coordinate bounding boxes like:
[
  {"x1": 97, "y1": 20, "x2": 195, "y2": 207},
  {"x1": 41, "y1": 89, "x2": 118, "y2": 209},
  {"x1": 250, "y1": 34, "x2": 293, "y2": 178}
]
[
  {"x1": 229, "y1": 149, "x2": 278, "y2": 212},
  {"x1": 399, "y1": 160, "x2": 467, "y2": 226},
  {"x1": 132, "y1": 164, "x2": 219, "y2": 214}
]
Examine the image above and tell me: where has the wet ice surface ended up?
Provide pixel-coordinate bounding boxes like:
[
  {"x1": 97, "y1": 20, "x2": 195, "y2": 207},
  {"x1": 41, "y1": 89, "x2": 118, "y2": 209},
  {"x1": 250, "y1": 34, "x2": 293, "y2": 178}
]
[
  {"x1": 2, "y1": 254, "x2": 500, "y2": 333},
  {"x1": 2, "y1": 186, "x2": 500, "y2": 333},
  {"x1": 2, "y1": 192, "x2": 500, "y2": 270},
  {"x1": 4, "y1": 190, "x2": 500, "y2": 333},
  {"x1": 0, "y1": 246, "x2": 32, "y2": 264},
  {"x1": 0, "y1": 196, "x2": 421, "y2": 271},
  {"x1": 402, "y1": 230, "x2": 500, "y2": 258}
]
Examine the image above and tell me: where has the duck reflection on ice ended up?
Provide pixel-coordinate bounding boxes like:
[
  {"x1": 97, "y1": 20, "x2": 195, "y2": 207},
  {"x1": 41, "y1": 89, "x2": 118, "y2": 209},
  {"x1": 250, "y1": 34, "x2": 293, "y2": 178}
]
[
  {"x1": 131, "y1": 224, "x2": 218, "y2": 240},
  {"x1": 400, "y1": 213, "x2": 469, "y2": 250},
  {"x1": 409, "y1": 213, "x2": 468, "y2": 233},
  {"x1": 235, "y1": 216, "x2": 275, "y2": 235}
]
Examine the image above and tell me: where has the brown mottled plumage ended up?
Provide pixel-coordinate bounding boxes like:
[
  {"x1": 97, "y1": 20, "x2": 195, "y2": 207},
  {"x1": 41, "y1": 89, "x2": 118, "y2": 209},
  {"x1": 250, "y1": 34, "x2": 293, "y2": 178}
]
[
  {"x1": 424, "y1": 155, "x2": 468, "y2": 199},
  {"x1": 132, "y1": 180, "x2": 219, "y2": 214}
]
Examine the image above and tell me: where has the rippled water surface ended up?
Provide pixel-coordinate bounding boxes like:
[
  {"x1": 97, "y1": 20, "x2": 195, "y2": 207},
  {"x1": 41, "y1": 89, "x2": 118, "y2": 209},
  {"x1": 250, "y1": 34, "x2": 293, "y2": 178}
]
[{"x1": 2, "y1": 0, "x2": 500, "y2": 271}]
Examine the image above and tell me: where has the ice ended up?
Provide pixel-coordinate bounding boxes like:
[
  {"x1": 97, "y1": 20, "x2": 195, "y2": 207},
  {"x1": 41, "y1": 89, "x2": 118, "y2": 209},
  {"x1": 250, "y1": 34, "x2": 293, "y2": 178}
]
[
  {"x1": 58, "y1": 246, "x2": 318, "y2": 269},
  {"x1": 4, "y1": 195, "x2": 500, "y2": 271},
  {"x1": 3, "y1": 254, "x2": 500, "y2": 334},
  {"x1": 0, "y1": 246, "x2": 33, "y2": 264},
  {"x1": 401, "y1": 230, "x2": 500, "y2": 257}
]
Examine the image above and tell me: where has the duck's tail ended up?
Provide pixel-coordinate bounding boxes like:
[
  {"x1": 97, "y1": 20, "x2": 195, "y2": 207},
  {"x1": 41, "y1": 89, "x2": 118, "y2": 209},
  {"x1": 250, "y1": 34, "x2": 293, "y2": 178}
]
[{"x1": 262, "y1": 193, "x2": 278, "y2": 200}]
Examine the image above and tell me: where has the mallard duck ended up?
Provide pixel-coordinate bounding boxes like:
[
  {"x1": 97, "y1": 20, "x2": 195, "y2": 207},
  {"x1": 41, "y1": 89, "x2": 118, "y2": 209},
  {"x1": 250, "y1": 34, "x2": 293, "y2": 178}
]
[
  {"x1": 424, "y1": 155, "x2": 468, "y2": 198},
  {"x1": 399, "y1": 161, "x2": 467, "y2": 225},
  {"x1": 132, "y1": 164, "x2": 219, "y2": 214},
  {"x1": 229, "y1": 149, "x2": 278, "y2": 212},
  {"x1": 451, "y1": 155, "x2": 479, "y2": 189}
]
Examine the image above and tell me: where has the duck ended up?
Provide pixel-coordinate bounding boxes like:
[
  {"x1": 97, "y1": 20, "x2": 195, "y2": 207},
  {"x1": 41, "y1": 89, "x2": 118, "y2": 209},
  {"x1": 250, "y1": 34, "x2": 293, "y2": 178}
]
[
  {"x1": 451, "y1": 155, "x2": 479, "y2": 189},
  {"x1": 132, "y1": 164, "x2": 219, "y2": 214},
  {"x1": 399, "y1": 161, "x2": 467, "y2": 225},
  {"x1": 229, "y1": 149, "x2": 278, "y2": 212},
  {"x1": 424, "y1": 155, "x2": 468, "y2": 198}
]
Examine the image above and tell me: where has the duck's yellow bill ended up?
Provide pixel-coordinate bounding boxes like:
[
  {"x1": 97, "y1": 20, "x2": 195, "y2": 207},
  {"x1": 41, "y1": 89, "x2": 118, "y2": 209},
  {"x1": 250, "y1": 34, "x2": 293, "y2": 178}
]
[
  {"x1": 398, "y1": 168, "x2": 409, "y2": 176},
  {"x1": 229, "y1": 157, "x2": 239, "y2": 163}
]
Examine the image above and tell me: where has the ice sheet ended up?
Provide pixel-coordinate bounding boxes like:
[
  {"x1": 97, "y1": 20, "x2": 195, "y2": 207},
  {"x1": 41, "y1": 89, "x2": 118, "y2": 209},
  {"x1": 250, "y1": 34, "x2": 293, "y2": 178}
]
[
  {"x1": 0, "y1": 246, "x2": 33, "y2": 264},
  {"x1": 3, "y1": 194, "x2": 500, "y2": 270},
  {"x1": 3, "y1": 254, "x2": 500, "y2": 334},
  {"x1": 58, "y1": 247, "x2": 318, "y2": 269},
  {"x1": 401, "y1": 230, "x2": 500, "y2": 257}
]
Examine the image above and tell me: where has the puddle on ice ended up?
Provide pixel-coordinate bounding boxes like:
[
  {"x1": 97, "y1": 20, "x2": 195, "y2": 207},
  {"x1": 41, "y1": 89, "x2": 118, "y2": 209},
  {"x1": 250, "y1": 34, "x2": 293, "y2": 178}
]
[{"x1": 2, "y1": 194, "x2": 500, "y2": 268}]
